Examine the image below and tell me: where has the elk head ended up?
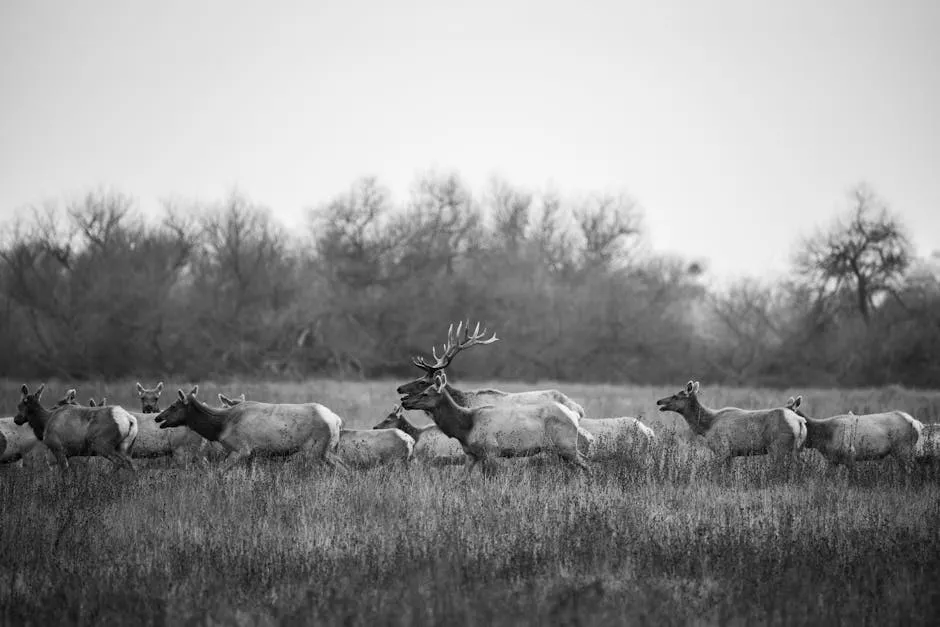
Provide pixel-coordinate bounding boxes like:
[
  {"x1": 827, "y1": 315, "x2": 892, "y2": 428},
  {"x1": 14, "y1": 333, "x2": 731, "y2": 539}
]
[
  {"x1": 656, "y1": 380, "x2": 700, "y2": 413},
  {"x1": 14, "y1": 383, "x2": 45, "y2": 425},
  {"x1": 373, "y1": 404, "x2": 405, "y2": 430},
  {"x1": 137, "y1": 381, "x2": 164, "y2": 413},
  {"x1": 401, "y1": 373, "x2": 448, "y2": 412},
  {"x1": 154, "y1": 386, "x2": 199, "y2": 429},
  {"x1": 397, "y1": 320, "x2": 498, "y2": 398}
]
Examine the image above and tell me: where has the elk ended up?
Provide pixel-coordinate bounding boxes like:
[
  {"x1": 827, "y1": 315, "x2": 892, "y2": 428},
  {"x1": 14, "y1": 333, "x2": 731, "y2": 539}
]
[
  {"x1": 785, "y1": 395, "x2": 923, "y2": 468},
  {"x1": 0, "y1": 415, "x2": 44, "y2": 467},
  {"x1": 656, "y1": 381, "x2": 806, "y2": 467},
  {"x1": 397, "y1": 321, "x2": 586, "y2": 419},
  {"x1": 217, "y1": 392, "x2": 410, "y2": 467},
  {"x1": 14, "y1": 384, "x2": 137, "y2": 472},
  {"x1": 401, "y1": 372, "x2": 589, "y2": 475},
  {"x1": 121, "y1": 384, "x2": 214, "y2": 465},
  {"x1": 136, "y1": 381, "x2": 164, "y2": 413},
  {"x1": 153, "y1": 386, "x2": 344, "y2": 472},
  {"x1": 398, "y1": 321, "x2": 593, "y2": 452},
  {"x1": 373, "y1": 404, "x2": 465, "y2": 464}
]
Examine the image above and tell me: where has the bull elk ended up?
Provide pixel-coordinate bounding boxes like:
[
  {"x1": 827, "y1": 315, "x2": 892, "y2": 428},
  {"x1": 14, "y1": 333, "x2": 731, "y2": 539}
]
[
  {"x1": 401, "y1": 372, "x2": 589, "y2": 475},
  {"x1": 398, "y1": 321, "x2": 593, "y2": 451}
]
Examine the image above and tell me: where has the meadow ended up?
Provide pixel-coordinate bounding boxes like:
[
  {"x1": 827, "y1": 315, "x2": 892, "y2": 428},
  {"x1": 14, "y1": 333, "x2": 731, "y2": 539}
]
[{"x1": 2, "y1": 378, "x2": 939, "y2": 626}]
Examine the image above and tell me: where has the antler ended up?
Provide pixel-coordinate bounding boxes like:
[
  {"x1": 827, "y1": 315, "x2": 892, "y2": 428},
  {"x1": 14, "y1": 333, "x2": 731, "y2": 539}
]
[{"x1": 412, "y1": 320, "x2": 499, "y2": 372}]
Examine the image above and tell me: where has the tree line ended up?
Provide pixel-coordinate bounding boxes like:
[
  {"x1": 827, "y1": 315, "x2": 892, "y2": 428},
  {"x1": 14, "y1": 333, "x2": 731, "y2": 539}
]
[{"x1": 1, "y1": 174, "x2": 937, "y2": 388}]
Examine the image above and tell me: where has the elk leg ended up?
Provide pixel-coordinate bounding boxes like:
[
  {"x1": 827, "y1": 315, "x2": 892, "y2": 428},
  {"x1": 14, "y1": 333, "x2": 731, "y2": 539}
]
[{"x1": 219, "y1": 450, "x2": 248, "y2": 474}]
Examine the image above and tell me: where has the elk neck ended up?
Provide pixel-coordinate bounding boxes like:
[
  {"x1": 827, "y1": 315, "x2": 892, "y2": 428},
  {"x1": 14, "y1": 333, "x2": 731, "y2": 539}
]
[
  {"x1": 391, "y1": 414, "x2": 423, "y2": 441},
  {"x1": 682, "y1": 397, "x2": 719, "y2": 436},
  {"x1": 23, "y1": 403, "x2": 55, "y2": 440},
  {"x1": 182, "y1": 400, "x2": 230, "y2": 441},
  {"x1": 794, "y1": 410, "x2": 827, "y2": 449},
  {"x1": 428, "y1": 387, "x2": 474, "y2": 442},
  {"x1": 444, "y1": 384, "x2": 470, "y2": 407}
]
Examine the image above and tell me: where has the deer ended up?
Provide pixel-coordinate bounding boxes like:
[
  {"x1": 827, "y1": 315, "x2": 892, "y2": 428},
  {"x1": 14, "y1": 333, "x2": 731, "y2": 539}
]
[
  {"x1": 784, "y1": 395, "x2": 923, "y2": 468},
  {"x1": 14, "y1": 384, "x2": 138, "y2": 473},
  {"x1": 153, "y1": 386, "x2": 344, "y2": 472},
  {"x1": 373, "y1": 404, "x2": 465, "y2": 465},
  {"x1": 401, "y1": 372, "x2": 589, "y2": 476},
  {"x1": 656, "y1": 381, "x2": 806, "y2": 469},
  {"x1": 397, "y1": 321, "x2": 593, "y2": 453}
]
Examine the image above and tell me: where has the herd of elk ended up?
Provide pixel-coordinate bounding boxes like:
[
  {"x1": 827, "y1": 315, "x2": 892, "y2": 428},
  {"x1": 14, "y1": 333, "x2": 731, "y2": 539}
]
[{"x1": 2, "y1": 321, "x2": 936, "y2": 476}]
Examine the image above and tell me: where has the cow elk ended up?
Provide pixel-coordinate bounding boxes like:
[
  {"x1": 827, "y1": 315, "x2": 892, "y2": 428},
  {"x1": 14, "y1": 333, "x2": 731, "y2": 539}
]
[
  {"x1": 785, "y1": 395, "x2": 923, "y2": 468},
  {"x1": 153, "y1": 386, "x2": 344, "y2": 472},
  {"x1": 15, "y1": 384, "x2": 137, "y2": 473},
  {"x1": 656, "y1": 381, "x2": 806, "y2": 468}
]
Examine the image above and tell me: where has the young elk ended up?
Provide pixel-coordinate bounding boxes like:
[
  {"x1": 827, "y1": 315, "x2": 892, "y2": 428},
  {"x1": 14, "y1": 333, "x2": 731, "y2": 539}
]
[
  {"x1": 401, "y1": 372, "x2": 589, "y2": 476},
  {"x1": 785, "y1": 395, "x2": 923, "y2": 468},
  {"x1": 373, "y1": 404, "x2": 465, "y2": 465},
  {"x1": 137, "y1": 382, "x2": 164, "y2": 413},
  {"x1": 656, "y1": 381, "x2": 806, "y2": 468},
  {"x1": 15, "y1": 384, "x2": 137, "y2": 473},
  {"x1": 154, "y1": 386, "x2": 344, "y2": 472}
]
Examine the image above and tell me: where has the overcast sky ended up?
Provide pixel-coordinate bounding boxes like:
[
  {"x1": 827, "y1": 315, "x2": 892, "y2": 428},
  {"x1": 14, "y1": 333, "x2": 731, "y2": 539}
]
[{"x1": 1, "y1": 0, "x2": 938, "y2": 280}]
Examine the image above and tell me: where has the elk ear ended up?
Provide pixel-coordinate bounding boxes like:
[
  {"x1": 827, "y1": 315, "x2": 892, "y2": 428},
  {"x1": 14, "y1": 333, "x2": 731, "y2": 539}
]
[
  {"x1": 794, "y1": 395, "x2": 802, "y2": 408},
  {"x1": 434, "y1": 372, "x2": 447, "y2": 391},
  {"x1": 177, "y1": 389, "x2": 186, "y2": 403},
  {"x1": 155, "y1": 382, "x2": 164, "y2": 395},
  {"x1": 88, "y1": 399, "x2": 97, "y2": 407},
  {"x1": 190, "y1": 385, "x2": 199, "y2": 398},
  {"x1": 218, "y1": 393, "x2": 227, "y2": 405},
  {"x1": 66, "y1": 389, "x2": 77, "y2": 401},
  {"x1": 21, "y1": 384, "x2": 29, "y2": 396},
  {"x1": 35, "y1": 384, "x2": 45, "y2": 399},
  {"x1": 136, "y1": 382, "x2": 144, "y2": 396},
  {"x1": 236, "y1": 394, "x2": 245, "y2": 402},
  {"x1": 686, "y1": 381, "x2": 694, "y2": 394},
  {"x1": 786, "y1": 396, "x2": 795, "y2": 407},
  {"x1": 692, "y1": 381, "x2": 700, "y2": 394}
]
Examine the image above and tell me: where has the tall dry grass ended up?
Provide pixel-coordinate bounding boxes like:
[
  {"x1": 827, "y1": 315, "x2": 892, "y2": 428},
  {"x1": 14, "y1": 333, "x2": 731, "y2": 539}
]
[{"x1": 1, "y1": 379, "x2": 939, "y2": 625}]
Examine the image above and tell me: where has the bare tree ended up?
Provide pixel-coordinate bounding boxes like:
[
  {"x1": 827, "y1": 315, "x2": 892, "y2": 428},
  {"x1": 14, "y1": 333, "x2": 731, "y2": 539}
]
[
  {"x1": 795, "y1": 184, "x2": 911, "y2": 323},
  {"x1": 575, "y1": 192, "x2": 643, "y2": 270}
]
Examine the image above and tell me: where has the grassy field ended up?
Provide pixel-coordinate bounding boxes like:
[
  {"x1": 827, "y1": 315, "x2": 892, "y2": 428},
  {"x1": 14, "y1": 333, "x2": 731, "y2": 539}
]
[{"x1": 2, "y1": 378, "x2": 940, "y2": 626}]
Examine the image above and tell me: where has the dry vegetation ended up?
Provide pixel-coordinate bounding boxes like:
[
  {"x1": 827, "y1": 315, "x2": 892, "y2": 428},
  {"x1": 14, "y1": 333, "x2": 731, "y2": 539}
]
[{"x1": 2, "y1": 379, "x2": 939, "y2": 625}]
